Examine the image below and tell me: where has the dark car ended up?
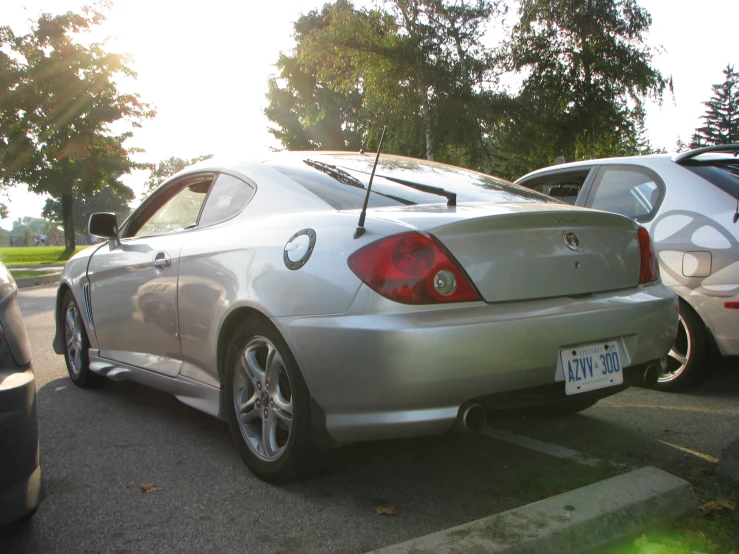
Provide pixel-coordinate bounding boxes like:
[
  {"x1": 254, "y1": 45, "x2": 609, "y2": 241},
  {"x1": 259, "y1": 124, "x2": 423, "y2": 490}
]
[{"x1": 0, "y1": 262, "x2": 41, "y2": 526}]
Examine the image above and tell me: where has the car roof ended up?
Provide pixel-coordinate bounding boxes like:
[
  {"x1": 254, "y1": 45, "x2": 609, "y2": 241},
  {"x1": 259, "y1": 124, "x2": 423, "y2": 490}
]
[{"x1": 517, "y1": 145, "x2": 739, "y2": 182}]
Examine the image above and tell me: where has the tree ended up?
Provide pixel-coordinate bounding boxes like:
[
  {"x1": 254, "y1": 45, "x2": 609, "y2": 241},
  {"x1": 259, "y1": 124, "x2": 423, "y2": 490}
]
[
  {"x1": 690, "y1": 64, "x2": 739, "y2": 148},
  {"x1": 42, "y1": 185, "x2": 134, "y2": 236},
  {"x1": 0, "y1": 4, "x2": 154, "y2": 250},
  {"x1": 265, "y1": 1, "x2": 504, "y2": 171},
  {"x1": 503, "y1": 0, "x2": 670, "y2": 167},
  {"x1": 143, "y1": 155, "x2": 213, "y2": 194}
]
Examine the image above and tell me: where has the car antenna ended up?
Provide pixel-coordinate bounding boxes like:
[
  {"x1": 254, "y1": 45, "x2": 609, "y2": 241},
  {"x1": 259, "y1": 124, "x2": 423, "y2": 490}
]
[{"x1": 354, "y1": 125, "x2": 387, "y2": 239}]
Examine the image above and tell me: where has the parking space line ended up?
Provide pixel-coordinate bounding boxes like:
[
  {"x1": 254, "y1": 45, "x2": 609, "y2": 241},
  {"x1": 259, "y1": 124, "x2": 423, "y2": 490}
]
[
  {"x1": 656, "y1": 439, "x2": 719, "y2": 463},
  {"x1": 480, "y1": 427, "x2": 611, "y2": 467}
]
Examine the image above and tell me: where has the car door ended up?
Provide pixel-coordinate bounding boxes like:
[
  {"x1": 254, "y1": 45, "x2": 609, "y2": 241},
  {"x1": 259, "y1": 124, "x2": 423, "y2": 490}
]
[{"x1": 87, "y1": 173, "x2": 215, "y2": 377}]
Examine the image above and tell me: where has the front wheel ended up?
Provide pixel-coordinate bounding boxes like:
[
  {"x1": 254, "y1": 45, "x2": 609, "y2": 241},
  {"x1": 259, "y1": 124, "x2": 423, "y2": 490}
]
[
  {"x1": 224, "y1": 318, "x2": 315, "y2": 483},
  {"x1": 61, "y1": 290, "x2": 98, "y2": 387},
  {"x1": 655, "y1": 300, "x2": 708, "y2": 391}
]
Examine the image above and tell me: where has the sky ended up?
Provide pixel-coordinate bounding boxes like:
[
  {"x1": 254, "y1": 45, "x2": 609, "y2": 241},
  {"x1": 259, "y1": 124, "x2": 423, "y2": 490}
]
[{"x1": 2, "y1": 0, "x2": 738, "y2": 229}]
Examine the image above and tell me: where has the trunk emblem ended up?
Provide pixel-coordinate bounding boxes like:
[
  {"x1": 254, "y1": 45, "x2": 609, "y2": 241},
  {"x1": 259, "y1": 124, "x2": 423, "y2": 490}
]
[{"x1": 563, "y1": 232, "x2": 580, "y2": 250}]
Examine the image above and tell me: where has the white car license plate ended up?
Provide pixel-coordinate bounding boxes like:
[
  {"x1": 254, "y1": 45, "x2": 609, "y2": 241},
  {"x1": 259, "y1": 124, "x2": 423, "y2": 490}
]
[{"x1": 561, "y1": 341, "x2": 623, "y2": 395}]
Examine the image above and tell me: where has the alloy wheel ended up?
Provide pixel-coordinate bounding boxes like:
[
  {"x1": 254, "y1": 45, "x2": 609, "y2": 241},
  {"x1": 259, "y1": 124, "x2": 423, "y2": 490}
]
[
  {"x1": 64, "y1": 302, "x2": 84, "y2": 376},
  {"x1": 233, "y1": 336, "x2": 293, "y2": 462},
  {"x1": 659, "y1": 313, "x2": 691, "y2": 383}
]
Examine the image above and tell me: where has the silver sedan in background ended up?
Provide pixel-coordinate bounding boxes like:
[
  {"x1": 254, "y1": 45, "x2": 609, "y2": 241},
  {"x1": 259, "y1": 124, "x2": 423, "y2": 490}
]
[
  {"x1": 517, "y1": 144, "x2": 739, "y2": 390},
  {"x1": 54, "y1": 152, "x2": 677, "y2": 482}
]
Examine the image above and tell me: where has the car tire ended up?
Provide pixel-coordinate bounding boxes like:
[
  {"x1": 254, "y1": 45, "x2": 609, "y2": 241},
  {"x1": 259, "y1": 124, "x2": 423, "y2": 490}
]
[
  {"x1": 655, "y1": 299, "x2": 708, "y2": 391},
  {"x1": 224, "y1": 317, "x2": 315, "y2": 483},
  {"x1": 533, "y1": 396, "x2": 599, "y2": 418},
  {"x1": 61, "y1": 290, "x2": 99, "y2": 387}
]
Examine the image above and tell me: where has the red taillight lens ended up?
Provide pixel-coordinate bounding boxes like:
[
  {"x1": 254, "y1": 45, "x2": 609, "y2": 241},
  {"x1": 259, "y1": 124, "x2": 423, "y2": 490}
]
[
  {"x1": 348, "y1": 232, "x2": 481, "y2": 304},
  {"x1": 638, "y1": 226, "x2": 659, "y2": 284}
]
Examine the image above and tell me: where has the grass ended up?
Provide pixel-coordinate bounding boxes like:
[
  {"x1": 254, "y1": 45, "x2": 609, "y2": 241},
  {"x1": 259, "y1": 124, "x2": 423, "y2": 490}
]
[
  {"x1": 9, "y1": 269, "x2": 57, "y2": 279},
  {"x1": 0, "y1": 246, "x2": 87, "y2": 266},
  {"x1": 605, "y1": 471, "x2": 739, "y2": 554}
]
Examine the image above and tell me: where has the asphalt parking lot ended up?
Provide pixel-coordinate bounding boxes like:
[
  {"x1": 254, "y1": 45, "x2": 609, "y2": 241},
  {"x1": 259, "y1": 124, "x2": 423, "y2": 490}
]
[{"x1": 2, "y1": 284, "x2": 738, "y2": 553}]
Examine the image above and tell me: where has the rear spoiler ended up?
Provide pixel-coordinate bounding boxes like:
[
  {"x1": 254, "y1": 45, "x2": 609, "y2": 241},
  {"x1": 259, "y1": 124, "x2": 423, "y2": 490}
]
[{"x1": 672, "y1": 143, "x2": 739, "y2": 163}]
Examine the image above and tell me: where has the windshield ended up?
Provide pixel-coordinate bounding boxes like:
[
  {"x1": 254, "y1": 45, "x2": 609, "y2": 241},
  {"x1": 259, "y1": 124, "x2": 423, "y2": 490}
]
[{"x1": 266, "y1": 155, "x2": 556, "y2": 210}]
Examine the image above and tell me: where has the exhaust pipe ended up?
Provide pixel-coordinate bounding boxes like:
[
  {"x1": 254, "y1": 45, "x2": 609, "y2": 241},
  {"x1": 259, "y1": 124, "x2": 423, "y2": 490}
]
[
  {"x1": 457, "y1": 404, "x2": 487, "y2": 433},
  {"x1": 642, "y1": 364, "x2": 659, "y2": 387}
]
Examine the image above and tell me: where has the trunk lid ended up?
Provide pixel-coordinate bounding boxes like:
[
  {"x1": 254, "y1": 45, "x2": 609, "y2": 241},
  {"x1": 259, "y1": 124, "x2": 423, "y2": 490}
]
[{"x1": 370, "y1": 202, "x2": 641, "y2": 303}]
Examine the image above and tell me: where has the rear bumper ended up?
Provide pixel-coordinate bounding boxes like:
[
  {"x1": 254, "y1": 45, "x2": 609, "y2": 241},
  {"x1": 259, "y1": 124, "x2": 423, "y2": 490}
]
[
  {"x1": 0, "y1": 365, "x2": 42, "y2": 527},
  {"x1": 677, "y1": 288, "x2": 739, "y2": 356},
  {"x1": 275, "y1": 283, "x2": 678, "y2": 443}
]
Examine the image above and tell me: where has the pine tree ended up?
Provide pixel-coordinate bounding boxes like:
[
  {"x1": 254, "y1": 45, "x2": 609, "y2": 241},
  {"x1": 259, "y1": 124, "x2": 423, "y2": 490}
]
[{"x1": 690, "y1": 64, "x2": 739, "y2": 148}]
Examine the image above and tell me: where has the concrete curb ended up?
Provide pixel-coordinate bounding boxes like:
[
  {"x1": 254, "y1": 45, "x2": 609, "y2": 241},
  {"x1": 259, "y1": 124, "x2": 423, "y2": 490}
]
[
  {"x1": 718, "y1": 436, "x2": 739, "y2": 484},
  {"x1": 15, "y1": 273, "x2": 60, "y2": 288},
  {"x1": 369, "y1": 467, "x2": 696, "y2": 554}
]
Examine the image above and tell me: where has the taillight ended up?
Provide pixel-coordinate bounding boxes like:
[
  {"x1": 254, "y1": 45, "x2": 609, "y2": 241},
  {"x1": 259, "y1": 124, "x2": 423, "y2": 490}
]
[
  {"x1": 348, "y1": 232, "x2": 481, "y2": 304},
  {"x1": 638, "y1": 226, "x2": 659, "y2": 284}
]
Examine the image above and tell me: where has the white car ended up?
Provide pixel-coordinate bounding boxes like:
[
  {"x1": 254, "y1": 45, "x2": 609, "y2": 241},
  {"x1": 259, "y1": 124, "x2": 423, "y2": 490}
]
[{"x1": 517, "y1": 144, "x2": 739, "y2": 390}]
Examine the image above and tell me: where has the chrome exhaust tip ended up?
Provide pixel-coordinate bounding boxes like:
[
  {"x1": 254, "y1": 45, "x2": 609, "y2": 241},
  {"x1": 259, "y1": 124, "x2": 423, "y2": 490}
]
[
  {"x1": 458, "y1": 404, "x2": 487, "y2": 433},
  {"x1": 642, "y1": 364, "x2": 659, "y2": 387}
]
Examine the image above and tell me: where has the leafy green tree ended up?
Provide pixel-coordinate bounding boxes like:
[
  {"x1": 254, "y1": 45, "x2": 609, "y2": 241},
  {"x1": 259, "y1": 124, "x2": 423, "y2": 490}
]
[
  {"x1": 265, "y1": 1, "x2": 503, "y2": 171},
  {"x1": 143, "y1": 155, "x2": 213, "y2": 194},
  {"x1": 503, "y1": 0, "x2": 670, "y2": 168},
  {"x1": 42, "y1": 185, "x2": 134, "y2": 237},
  {"x1": 0, "y1": 4, "x2": 154, "y2": 250},
  {"x1": 690, "y1": 64, "x2": 739, "y2": 148}
]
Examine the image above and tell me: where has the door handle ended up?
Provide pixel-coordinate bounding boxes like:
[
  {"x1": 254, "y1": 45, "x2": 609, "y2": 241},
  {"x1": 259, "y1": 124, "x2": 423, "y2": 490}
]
[{"x1": 153, "y1": 252, "x2": 171, "y2": 269}]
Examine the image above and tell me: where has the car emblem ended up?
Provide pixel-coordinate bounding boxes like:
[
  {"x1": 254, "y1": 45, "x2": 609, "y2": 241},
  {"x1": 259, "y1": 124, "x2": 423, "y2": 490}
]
[{"x1": 563, "y1": 231, "x2": 580, "y2": 250}]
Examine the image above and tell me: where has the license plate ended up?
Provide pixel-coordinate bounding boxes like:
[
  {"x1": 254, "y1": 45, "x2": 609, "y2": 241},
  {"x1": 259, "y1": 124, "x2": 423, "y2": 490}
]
[{"x1": 561, "y1": 341, "x2": 623, "y2": 395}]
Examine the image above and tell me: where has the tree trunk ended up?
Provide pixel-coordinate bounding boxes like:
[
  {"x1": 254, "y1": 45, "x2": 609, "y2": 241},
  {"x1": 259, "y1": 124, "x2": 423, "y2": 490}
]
[
  {"x1": 62, "y1": 193, "x2": 76, "y2": 251},
  {"x1": 422, "y1": 99, "x2": 435, "y2": 161}
]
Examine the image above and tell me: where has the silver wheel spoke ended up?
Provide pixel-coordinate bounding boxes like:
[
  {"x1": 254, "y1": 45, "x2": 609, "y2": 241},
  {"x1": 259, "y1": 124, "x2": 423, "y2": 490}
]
[
  {"x1": 263, "y1": 413, "x2": 280, "y2": 457},
  {"x1": 271, "y1": 390, "x2": 293, "y2": 418},
  {"x1": 242, "y1": 349, "x2": 265, "y2": 388},
  {"x1": 238, "y1": 389, "x2": 259, "y2": 414},
  {"x1": 668, "y1": 348, "x2": 688, "y2": 366}
]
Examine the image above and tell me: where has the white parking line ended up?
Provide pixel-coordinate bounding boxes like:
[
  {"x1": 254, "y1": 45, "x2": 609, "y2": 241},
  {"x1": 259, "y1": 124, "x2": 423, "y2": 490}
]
[{"x1": 480, "y1": 426, "x2": 619, "y2": 468}]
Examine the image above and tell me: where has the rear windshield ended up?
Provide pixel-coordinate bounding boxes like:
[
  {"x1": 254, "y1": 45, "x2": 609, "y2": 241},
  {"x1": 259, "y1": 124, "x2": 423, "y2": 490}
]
[
  {"x1": 681, "y1": 160, "x2": 739, "y2": 199},
  {"x1": 266, "y1": 156, "x2": 555, "y2": 210}
]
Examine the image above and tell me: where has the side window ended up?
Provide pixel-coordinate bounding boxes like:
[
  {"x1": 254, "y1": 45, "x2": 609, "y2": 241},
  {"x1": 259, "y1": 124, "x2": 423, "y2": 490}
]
[
  {"x1": 198, "y1": 174, "x2": 255, "y2": 227},
  {"x1": 587, "y1": 166, "x2": 664, "y2": 222},
  {"x1": 127, "y1": 175, "x2": 214, "y2": 238},
  {"x1": 518, "y1": 169, "x2": 592, "y2": 205}
]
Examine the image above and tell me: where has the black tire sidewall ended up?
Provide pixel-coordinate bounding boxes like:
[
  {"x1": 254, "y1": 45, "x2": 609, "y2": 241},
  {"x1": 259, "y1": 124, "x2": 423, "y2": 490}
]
[{"x1": 223, "y1": 318, "x2": 313, "y2": 483}]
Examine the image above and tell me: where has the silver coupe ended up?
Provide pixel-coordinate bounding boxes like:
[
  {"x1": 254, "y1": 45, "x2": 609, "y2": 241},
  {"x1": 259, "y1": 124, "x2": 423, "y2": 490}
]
[{"x1": 53, "y1": 152, "x2": 678, "y2": 481}]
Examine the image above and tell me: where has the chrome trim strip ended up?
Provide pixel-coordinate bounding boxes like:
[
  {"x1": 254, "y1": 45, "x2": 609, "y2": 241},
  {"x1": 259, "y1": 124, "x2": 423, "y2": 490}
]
[{"x1": 82, "y1": 282, "x2": 94, "y2": 329}]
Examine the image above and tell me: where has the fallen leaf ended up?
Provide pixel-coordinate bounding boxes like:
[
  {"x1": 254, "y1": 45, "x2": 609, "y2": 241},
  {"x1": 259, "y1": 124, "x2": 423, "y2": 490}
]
[
  {"x1": 716, "y1": 497, "x2": 735, "y2": 510},
  {"x1": 701, "y1": 466, "x2": 717, "y2": 476},
  {"x1": 698, "y1": 501, "x2": 722, "y2": 516},
  {"x1": 139, "y1": 483, "x2": 160, "y2": 493},
  {"x1": 375, "y1": 505, "x2": 398, "y2": 516}
]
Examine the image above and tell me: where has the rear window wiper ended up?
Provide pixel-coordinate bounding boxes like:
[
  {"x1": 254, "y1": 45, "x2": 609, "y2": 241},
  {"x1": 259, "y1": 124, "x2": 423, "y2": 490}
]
[
  {"x1": 303, "y1": 159, "x2": 414, "y2": 205},
  {"x1": 335, "y1": 165, "x2": 457, "y2": 206},
  {"x1": 304, "y1": 159, "x2": 364, "y2": 189}
]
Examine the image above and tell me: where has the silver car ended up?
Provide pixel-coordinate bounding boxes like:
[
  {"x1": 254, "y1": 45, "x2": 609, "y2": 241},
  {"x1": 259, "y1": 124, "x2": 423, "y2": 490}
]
[
  {"x1": 517, "y1": 144, "x2": 739, "y2": 390},
  {"x1": 53, "y1": 152, "x2": 677, "y2": 481}
]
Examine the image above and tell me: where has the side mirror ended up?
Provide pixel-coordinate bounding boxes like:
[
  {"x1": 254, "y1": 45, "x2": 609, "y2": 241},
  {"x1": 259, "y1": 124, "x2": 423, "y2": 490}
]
[{"x1": 88, "y1": 213, "x2": 119, "y2": 238}]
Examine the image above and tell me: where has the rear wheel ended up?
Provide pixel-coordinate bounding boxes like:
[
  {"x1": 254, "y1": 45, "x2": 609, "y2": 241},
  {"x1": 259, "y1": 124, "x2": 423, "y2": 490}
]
[
  {"x1": 62, "y1": 290, "x2": 98, "y2": 387},
  {"x1": 656, "y1": 300, "x2": 708, "y2": 391},
  {"x1": 224, "y1": 318, "x2": 314, "y2": 483}
]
